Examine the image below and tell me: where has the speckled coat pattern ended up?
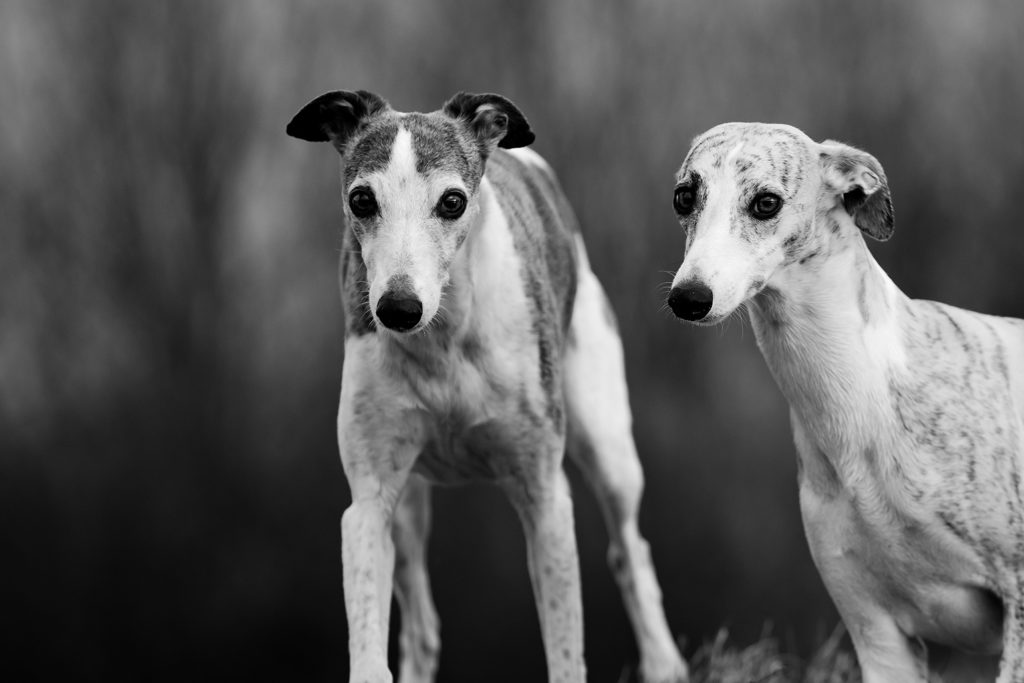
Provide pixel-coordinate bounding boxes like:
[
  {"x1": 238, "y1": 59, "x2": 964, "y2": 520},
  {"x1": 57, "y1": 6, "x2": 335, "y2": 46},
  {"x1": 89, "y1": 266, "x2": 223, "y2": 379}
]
[
  {"x1": 670, "y1": 122, "x2": 1024, "y2": 683},
  {"x1": 288, "y1": 91, "x2": 686, "y2": 683}
]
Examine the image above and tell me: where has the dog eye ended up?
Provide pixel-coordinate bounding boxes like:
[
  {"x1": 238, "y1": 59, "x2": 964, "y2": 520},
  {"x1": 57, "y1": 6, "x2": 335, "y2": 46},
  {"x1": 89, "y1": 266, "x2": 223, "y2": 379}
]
[
  {"x1": 750, "y1": 192, "x2": 782, "y2": 220},
  {"x1": 673, "y1": 186, "x2": 697, "y2": 216},
  {"x1": 348, "y1": 189, "x2": 378, "y2": 219},
  {"x1": 437, "y1": 190, "x2": 467, "y2": 219}
]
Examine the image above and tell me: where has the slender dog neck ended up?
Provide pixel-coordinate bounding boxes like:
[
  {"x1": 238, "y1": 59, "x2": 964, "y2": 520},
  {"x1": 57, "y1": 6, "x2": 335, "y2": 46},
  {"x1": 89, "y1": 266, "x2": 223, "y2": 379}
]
[
  {"x1": 747, "y1": 211, "x2": 908, "y2": 458},
  {"x1": 437, "y1": 177, "x2": 502, "y2": 334}
]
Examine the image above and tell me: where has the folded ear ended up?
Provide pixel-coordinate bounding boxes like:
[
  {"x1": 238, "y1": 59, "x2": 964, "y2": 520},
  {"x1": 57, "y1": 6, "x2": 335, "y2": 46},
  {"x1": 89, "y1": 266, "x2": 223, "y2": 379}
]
[
  {"x1": 818, "y1": 140, "x2": 894, "y2": 241},
  {"x1": 442, "y1": 92, "x2": 535, "y2": 153},
  {"x1": 286, "y1": 90, "x2": 388, "y2": 150}
]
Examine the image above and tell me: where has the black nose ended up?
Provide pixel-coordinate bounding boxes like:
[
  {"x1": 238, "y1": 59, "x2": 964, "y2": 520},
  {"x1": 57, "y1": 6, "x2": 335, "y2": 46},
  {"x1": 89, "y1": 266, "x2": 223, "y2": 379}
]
[
  {"x1": 376, "y1": 295, "x2": 423, "y2": 331},
  {"x1": 668, "y1": 282, "x2": 714, "y2": 321}
]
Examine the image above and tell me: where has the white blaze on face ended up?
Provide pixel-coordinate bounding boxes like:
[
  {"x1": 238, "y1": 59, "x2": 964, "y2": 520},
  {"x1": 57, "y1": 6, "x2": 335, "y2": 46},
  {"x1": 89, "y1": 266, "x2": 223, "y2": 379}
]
[
  {"x1": 672, "y1": 144, "x2": 768, "y2": 322},
  {"x1": 356, "y1": 126, "x2": 445, "y2": 331}
]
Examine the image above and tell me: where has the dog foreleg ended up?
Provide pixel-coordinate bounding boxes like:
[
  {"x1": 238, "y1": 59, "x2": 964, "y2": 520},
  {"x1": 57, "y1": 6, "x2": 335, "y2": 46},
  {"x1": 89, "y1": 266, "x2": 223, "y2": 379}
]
[
  {"x1": 997, "y1": 592, "x2": 1024, "y2": 683},
  {"x1": 392, "y1": 475, "x2": 440, "y2": 683},
  {"x1": 338, "y1": 363, "x2": 425, "y2": 682},
  {"x1": 342, "y1": 480, "x2": 407, "y2": 683},
  {"x1": 503, "y1": 463, "x2": 586, "y2": 683},
  {"x1": 848, "y1": 617, "x2": 928, "y2": 683},
  {"x1": 808, "y1": 534, "x2": 928, "y2": 681}
]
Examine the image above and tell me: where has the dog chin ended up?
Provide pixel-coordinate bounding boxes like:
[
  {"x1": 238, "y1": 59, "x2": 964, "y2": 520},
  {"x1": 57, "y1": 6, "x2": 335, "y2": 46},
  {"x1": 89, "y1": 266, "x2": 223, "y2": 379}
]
[
  {"x1": 688, "y1": 315, "x2": 725, "y2": 327},
  {"x1": 378, "y1": 315, "x2": 439, "y2": 337},
  {"x1": 687, "y1": 307, "x2": 739, "y2": 327},
  {"x1": 375, "y1": 320, "x2": 425, "y2": 337}
]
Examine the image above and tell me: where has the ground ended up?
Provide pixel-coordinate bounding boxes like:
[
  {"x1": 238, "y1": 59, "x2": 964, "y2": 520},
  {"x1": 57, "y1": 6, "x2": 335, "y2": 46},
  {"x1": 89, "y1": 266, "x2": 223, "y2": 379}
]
[{"x1": 618, "y1": 627, "x2": 995, "y2": 683}]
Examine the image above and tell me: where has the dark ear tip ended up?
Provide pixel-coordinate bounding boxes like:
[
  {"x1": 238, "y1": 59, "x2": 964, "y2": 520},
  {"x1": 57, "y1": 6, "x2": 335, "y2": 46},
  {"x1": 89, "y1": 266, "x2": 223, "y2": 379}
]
[
  {"x1": 286, "y1": 90, "x2": 387, "y2": 144},
  {"x1": 863, "y1": 200, "x2": 895, "y2": 241},
  {"x1": 499, "y1": 128, "x2": 535, "y2": 149},
  {"x1": 879, "y1": 216, "x2": 896, "y2": 242},
  {"x1": 873, "y1": 220, "x2": 895, "y2": 241},
  {"x1": 284, "y1": 121, "x2": 308, "y2": 141},
  {"x1": 285, "y1": 108, "x2": 329, "y2": 142}
]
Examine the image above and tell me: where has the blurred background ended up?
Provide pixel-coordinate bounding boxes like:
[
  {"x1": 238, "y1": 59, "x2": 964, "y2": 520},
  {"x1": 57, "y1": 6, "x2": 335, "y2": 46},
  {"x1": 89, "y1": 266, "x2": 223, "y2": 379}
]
[{"x1": 2, "y1": 0, "x2": 1023, "y2": 680}]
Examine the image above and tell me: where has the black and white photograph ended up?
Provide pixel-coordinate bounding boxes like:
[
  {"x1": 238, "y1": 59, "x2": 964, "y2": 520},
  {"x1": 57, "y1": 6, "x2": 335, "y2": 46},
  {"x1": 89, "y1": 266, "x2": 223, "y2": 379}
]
[{"x1": 4, "y1": 1, "x2": 1024, "y2": 681}]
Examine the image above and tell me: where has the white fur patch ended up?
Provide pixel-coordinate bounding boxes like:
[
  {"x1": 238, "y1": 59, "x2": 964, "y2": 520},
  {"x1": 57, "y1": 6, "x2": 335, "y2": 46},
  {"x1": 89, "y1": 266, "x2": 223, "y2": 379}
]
[
  {"x1": 356, "y1": 126, "x2": 452, "y2": 332},
  {"x1": 723, "y1": 141, "x2": 744, "y2": 166},
  {"x1": 388, "y1": 127, "x2": 416, "y2": 180},
  {"x1": 670, "y1": 163, "x2": 756, "y2": 322}
]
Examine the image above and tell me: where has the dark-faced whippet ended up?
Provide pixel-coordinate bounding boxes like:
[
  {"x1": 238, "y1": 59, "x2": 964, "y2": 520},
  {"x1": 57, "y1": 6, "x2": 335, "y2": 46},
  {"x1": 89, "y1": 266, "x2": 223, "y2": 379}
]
[
  {"x1": 667, "y1": 122, "x2": 1024, "y2": 682},
  {"x1": 287, "y1": 90, "x2": 687, "y2": 683}
]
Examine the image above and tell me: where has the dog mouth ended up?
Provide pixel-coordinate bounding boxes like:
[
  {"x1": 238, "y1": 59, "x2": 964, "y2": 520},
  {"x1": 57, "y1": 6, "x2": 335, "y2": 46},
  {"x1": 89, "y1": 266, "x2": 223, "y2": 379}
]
[
  {"x1": 379, "y1": 323, "x2": 419, "y2": 335},
  {"x1": 673, "y1": 308, "x2": 734, "y2": 327},
  {"x1": 681, "y1": 314, "x2": 726, "y2": 327},
  {"x1": 376, "y1": 317, "x2": 426, "y2": 335}
]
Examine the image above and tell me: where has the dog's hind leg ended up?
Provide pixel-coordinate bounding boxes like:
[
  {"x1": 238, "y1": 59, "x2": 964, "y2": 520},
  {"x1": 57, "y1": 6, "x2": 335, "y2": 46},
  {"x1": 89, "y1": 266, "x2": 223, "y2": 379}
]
[
  {"x1": 392, "y1": 475, "x2": 440, "y2": 683},
  {"x1": 564, "y1": 269, "x2": 688, "y2": 683}
]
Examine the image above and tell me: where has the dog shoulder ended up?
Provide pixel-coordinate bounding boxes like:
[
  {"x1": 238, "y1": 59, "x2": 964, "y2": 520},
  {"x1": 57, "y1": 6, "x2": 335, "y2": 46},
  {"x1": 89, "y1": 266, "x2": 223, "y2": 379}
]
[
  {"x1": 903, "y1": 299, "x2": 1021, "y2": 376},
  {"x1": 504, "y1": 146, "x2": 555, "y2": 175},
  {"x1": 894, "y1": 298, "x2": 1024, "y2": 481},
  {"x1": 485, "y1": 149, "x2": 580, "y2": 332},
  {"x1": 486, "y1": 148, "x2": 578, "y2": 240}
]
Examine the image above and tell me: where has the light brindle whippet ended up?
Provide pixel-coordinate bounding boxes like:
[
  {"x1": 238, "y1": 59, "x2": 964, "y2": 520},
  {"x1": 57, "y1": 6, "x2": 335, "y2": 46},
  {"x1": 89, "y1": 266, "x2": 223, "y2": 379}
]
[
  {"x1": 287, "y1": 90, "x2": 687, "y2": 683},
  {"x1": 666, "y1": 122, "x2": 1024, "y2": 682}
]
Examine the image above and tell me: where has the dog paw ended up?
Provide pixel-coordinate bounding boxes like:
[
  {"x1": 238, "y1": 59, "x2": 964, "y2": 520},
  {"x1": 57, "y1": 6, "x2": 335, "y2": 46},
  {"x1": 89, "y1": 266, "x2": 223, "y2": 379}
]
[
  {"x1": 639, "y1": 658, "x2": 689, "y2": 683},
  {"x1": 348, "y1": 667, "x2": 393, "y2": 683}
]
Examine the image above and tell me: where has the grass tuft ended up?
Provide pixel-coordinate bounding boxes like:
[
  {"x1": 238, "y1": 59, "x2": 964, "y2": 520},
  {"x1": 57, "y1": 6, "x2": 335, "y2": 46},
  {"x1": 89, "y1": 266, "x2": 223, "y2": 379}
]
[
  {"x1": 617, "y1": 625, "x2": 993, "y2": 682},
  {"x1": 684, "y1": 624, "x2": 860, "y2": 683}
]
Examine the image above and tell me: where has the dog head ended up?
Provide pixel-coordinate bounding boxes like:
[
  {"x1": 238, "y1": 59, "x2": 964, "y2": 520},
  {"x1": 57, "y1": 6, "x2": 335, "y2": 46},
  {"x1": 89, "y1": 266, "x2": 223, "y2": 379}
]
[
  {"x1": 667, "y1": 122, "x2": 893, "y2": 324},
  {"x1": 287, "y1": 90, "x2": 534, "y2": 334}
]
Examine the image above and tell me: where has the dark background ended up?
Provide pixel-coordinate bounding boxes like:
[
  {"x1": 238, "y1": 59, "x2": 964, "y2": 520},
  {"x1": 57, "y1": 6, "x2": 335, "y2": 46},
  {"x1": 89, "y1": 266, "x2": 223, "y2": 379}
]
[{"x1": 3, "y1": 0, "x2": 1023, "y2": 680}]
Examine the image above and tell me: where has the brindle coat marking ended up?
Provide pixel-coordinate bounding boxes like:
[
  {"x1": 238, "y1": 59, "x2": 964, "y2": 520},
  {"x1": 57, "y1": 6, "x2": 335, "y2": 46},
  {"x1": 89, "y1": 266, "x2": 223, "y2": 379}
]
[
  {"x1": 669, "y1": 122, "x2": 1024, "y2": 683},
  {"x1": 288, "y1": 91, "x2": 687, "y2": 683}
]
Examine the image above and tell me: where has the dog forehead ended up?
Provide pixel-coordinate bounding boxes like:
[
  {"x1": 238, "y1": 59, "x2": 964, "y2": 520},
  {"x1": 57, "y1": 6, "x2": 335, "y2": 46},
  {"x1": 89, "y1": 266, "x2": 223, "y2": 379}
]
[
  {"x1": 681, "y1": 123, "x2": 813, "y2": 177},
  {"x1": 404, "y1": 112, "x2": 479, "y2": 180},
  {"x1": 343, "y1": 111, "x2": 479, "y2": 188},
  {"x1": 679, "y1": 123, "x2": 816, "y2": 198},
  {"x1": 343, "y1": 115, "x2": 399, "y2": 185}
]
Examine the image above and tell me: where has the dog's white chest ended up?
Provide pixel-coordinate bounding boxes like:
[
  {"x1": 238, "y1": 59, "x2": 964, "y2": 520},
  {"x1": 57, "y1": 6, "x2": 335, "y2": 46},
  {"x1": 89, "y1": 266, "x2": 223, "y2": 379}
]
[
  {"x1": 423, "y1": 356, "x2": 549, "y2": 482},
  {"x1": 382, "y1": 310, "x2": 550, "y2": 484}
]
